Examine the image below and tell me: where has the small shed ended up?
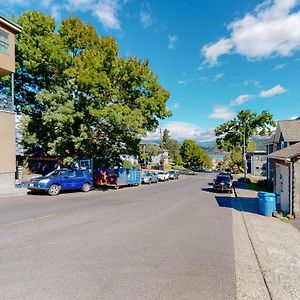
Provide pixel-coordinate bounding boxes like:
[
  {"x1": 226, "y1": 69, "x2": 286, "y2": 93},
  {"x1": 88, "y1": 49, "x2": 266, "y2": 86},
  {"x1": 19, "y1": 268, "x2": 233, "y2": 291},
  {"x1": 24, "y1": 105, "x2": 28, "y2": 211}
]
[{"x1": 269, "y1": 142, "x2": 300, "y2": 217}]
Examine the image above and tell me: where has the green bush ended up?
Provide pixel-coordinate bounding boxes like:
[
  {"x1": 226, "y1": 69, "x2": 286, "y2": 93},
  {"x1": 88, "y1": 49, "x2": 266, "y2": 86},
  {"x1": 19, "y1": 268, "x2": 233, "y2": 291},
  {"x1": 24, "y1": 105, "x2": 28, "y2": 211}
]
[{"x1": 122, "y1": 160, "x2": 133, "y2": 168}]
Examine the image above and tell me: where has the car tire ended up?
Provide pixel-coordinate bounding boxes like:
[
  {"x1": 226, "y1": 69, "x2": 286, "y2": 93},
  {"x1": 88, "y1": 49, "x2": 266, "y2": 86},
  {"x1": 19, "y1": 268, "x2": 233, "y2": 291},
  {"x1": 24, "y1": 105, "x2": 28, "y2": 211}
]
[
  {"x1": 82, "y1": 182, "x2": 91, "y2": 192},
  {"x1": 48, "y1": 184, "x2": 61, "y2": 196}
]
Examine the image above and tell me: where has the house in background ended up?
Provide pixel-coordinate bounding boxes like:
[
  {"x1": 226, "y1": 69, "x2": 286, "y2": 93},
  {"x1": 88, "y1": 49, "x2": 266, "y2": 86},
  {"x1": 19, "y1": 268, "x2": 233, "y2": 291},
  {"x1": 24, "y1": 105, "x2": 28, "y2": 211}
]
[
  {"x1": 246, "y1": 151, "x2": 267, "y2": 176},
  {"x1": 269, "y1": 142, "x2": 300, "y2": 217},
  {"x1": 266, "y1": 118, "x2": 300, "y2": 183},
  {"x1": 0, "y1": 16, "x2": 22, "y2": 191},
  {"x1": 140, "y1": 142, "x2": 169, "y2": 165}
]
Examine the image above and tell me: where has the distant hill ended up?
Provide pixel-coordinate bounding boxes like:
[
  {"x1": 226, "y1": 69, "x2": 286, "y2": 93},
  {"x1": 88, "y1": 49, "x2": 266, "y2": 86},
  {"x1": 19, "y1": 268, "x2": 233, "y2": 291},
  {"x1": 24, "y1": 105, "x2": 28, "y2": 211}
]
[
  {"x1": 143, "y1": 136, "x2": 269, "y2": 153},
  {"x1": 252, "y1": 136, "x2": 270, "y2": 151}
]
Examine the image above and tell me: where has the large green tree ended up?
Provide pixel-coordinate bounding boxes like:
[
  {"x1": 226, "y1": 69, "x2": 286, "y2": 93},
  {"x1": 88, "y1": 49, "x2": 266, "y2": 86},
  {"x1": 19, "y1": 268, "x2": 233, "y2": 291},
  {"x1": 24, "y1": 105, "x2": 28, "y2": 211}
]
[
  {"x1": 7, "y1": 11, "x2": 171, "y2": 166},
  {"x1": 214, "y1": 110, "x2": 275, "y2": 152},
  {"x1": 180, "y1": 139, "x2": 212, "y2": 170}
]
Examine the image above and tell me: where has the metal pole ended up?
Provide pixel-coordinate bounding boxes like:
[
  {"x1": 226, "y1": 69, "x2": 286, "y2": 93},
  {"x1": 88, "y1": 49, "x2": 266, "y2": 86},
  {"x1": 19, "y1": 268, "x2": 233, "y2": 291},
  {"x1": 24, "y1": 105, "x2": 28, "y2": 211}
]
[
  {"x1": 11, "y1": 72, "x2": 15, "y2": 111},
  {"x1": 160, "y1": 128, "x2": 164, "y2": 170},
  {"x1": 243, "y1": 131, "x2": 247, "y2": 180}
]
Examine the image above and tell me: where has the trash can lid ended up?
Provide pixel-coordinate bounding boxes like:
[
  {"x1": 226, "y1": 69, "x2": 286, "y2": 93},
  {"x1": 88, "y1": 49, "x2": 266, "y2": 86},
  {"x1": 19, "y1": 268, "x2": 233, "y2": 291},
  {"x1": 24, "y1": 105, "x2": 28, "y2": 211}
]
[{"x1": 258, "y1": 191, "x2": 275, "y2": 196}]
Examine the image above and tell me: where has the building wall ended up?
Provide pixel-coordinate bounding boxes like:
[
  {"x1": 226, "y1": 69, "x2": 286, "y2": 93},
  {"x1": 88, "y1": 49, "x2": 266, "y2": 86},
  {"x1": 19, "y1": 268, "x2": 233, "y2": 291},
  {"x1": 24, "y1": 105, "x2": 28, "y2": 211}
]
[
  {"x1": 293, "y1": 160, "x2": 300, "y2": 217},
  {"x1": 249, "y1": 154, "x2": 267, "y2": 176},
  {"x1": 0, "y1": 111, "x2": 16, "y2": 173},
  {"x1": 0, "y1": 111, "x2": 16, "y2": 188},
  {"x1": 274, "y1": 160, "x2": 290, "y2": 213},
  {"x1": 0, "y1": 23, "x2": 16, "y2": 75}
]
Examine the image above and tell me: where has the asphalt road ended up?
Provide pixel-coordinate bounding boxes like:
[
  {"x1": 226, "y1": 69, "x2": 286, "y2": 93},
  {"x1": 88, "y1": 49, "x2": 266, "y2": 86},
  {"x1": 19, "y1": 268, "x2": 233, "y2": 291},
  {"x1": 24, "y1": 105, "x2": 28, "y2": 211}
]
[{"x1": 0, "y1": 174, "x2": 236, "y2": 300}]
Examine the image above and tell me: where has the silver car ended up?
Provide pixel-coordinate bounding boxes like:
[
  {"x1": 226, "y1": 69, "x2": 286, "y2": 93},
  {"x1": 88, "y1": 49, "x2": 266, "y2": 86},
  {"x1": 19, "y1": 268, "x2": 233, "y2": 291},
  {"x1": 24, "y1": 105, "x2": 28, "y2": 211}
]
[{"x1": 142, "y1": 172, "x2": 158, "y2": 184}]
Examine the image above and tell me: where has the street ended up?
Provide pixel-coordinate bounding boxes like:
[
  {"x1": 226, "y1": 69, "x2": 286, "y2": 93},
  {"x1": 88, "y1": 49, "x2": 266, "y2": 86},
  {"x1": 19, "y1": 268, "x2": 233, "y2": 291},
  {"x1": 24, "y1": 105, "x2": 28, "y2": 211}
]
[{"x1": 0, "y1": 174, "x2": 236, "y2": 300}]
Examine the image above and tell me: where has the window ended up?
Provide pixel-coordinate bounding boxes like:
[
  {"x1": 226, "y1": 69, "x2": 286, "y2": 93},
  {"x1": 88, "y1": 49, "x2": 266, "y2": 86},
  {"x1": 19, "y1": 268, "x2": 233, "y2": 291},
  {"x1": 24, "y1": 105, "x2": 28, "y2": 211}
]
[
  {"x1": 0, "y1": 30, "x2": 9, "y2": 54},
  {"x1": 64, "y1": 170, "x2": 76, "y2": 177}
]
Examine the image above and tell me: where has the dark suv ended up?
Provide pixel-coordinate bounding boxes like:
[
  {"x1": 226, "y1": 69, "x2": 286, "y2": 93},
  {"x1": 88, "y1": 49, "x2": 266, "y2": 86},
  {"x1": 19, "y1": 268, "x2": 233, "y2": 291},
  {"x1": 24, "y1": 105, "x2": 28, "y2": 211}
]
[{"x1": 213, "y1": 175, "x2": 233, "y2": 193}]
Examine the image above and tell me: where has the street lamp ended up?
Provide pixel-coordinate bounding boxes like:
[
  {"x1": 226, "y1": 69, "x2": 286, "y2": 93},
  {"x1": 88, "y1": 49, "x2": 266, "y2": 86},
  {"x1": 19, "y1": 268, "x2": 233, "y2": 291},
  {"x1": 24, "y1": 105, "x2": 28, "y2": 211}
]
[
  {"x1": 228, "y1": 129, "x2": 247, "y2": 181},
  {"x1": 242, "y1": 130, "x2": 247, "y2": 181}
]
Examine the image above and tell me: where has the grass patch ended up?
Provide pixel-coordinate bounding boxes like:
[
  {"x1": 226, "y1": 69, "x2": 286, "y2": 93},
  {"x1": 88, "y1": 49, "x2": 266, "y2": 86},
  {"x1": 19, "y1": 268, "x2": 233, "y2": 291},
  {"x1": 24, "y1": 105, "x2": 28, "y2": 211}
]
[{"x1": 240, "y1": 178, "x2": 273, "y2": 193}]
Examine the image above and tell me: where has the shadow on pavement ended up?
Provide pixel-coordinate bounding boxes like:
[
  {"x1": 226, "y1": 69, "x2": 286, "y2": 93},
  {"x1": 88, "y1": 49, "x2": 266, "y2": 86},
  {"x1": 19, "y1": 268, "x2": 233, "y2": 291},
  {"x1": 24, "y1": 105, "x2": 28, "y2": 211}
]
[
  {"x1": 201, "y1": 187, "x2": 214, "y2": 193},
  {"x1": 215, "y1": 195, "x2": 260, "y2": 215}
]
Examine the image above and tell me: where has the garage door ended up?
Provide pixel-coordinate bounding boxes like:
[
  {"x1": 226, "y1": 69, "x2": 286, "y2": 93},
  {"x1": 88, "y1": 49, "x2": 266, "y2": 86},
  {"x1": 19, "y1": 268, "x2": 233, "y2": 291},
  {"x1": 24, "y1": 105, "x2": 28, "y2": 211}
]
[{"x1": 276, "y1": 164, "x2": 290, "y2": 213}]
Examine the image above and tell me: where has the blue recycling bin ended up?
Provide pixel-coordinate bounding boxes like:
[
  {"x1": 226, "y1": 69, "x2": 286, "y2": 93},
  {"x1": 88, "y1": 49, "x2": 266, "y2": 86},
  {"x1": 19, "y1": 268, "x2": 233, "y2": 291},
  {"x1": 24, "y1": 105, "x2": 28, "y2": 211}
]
[{"x1": 258, "y1": 192, "x2": 276, "y2": 216}]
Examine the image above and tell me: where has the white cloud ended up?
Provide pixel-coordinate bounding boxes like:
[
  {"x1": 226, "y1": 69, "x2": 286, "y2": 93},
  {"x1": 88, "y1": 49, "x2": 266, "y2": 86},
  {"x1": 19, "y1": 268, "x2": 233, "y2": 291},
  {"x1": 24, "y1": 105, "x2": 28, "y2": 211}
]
[
  {"x1": 68, "y1": 0, "x2": 96, "y2": 11},
  {"x1": 67, "y1": 0, "x2": 123, "y2": 29},
  {"x1": 93, "y1": 0, "x2": 121, "y2": 30},
  {"x1": 208, "y1": 106, "x2": 236, "y2": 120},
  {"x1": 213, "y1": 73, "x2": 224, "y2": 81},
  {"x1": 290, "y1": 115, "x2": 299, "y2": 119},
  {"x1": 169, "y1": 102, "x2": 180, "y2": 109},
  {"x1": 196, "y1": 65, "x2": 204, "y2": 71},
  {"x1": 274, "y1": 63, "x2": 287, "y2": 70},
  {"x1": 202, "y1": 38, "x2": 233, "y2": 65},
  {"x1": 50, "y1": 4, "x2": 62, "y2": 20},
  {"x1": 146, "y1": 122, "x2": 216, "y2": 141},
  {"x1": 243, "y1": 80, "x2": 261, "y2": 88},
  {"x1": 177, "y1": 79, "x2": 187, "y2": 85},
  {"x1": 139, "y1": 3, "x2": 153, "y2": 28},
  {"x1": 168, "y1": 35, "x2": 178, "y2": 49},
  {"x1": 165, "y1": 122, "x2": 215, "y2": 141},
  {"x1": 199, "y1": 76, "x2": 208, "y2": 83},
  {"x1": 230, "y1": 94, "x2": 253, "y2": 106},
  {"x1": 259, "y1": 84, "x2": 287, "y2": 98},
  {"x1": 202, "y1": 0, "x2": 300, "y2": 64}
]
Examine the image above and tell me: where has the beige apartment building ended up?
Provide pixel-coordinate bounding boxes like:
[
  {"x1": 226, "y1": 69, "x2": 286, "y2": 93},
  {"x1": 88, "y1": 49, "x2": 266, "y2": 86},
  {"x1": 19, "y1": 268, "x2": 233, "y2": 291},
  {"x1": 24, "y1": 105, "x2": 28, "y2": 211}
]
[{"x1": 0, "y1": 16, "x2": 22, "y2": 190}]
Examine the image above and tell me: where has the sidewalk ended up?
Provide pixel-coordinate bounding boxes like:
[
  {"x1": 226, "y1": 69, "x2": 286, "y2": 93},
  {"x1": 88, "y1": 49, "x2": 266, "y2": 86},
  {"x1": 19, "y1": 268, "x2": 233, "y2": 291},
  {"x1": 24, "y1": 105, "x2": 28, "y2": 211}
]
[
  {"x1": 234, "y1": 182, "x2": 300, "y2": 300},
  {"x1": 0, "y1": 187, "x2": 28, "y2": 198}
]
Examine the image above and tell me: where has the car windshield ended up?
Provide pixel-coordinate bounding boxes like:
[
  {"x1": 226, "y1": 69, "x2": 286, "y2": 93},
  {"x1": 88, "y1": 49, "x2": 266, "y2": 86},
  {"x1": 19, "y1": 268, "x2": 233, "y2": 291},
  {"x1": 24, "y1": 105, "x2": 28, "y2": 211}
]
[
  {"x1": 216, "y1": 176, "x2": 230, "y2": 182},
  {"x1": 169, "y1": 171, "x2": 175, "y2": 174},
  {"x1": 46, "y1": 169, "x2": 67, "y2": 177},
  {"x1": 219, "y1": 172, "x2": 230, "y2": 176},
  {"x1": 158, "y1": 171, "x2": 164, "y2": 174},
  {"x1": 144, "y1": 172, "x2": 152, "y2": 176}
]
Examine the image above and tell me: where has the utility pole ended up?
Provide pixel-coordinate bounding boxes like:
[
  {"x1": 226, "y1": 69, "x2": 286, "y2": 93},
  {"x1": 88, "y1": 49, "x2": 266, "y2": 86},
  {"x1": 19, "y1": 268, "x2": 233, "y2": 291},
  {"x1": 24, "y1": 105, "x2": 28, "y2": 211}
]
[
  {"x1": 243, "y1": 130, "x2": 247, "y2": 181},
  {"x1": 159, "y1": 128, "x2": 164, "y2": 170}
]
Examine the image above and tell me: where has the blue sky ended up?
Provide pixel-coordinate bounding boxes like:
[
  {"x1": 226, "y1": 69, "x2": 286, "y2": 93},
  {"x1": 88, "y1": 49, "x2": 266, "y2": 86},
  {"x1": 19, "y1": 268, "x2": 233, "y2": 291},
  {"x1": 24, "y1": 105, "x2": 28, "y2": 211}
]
[{"x1": 1, "y1": 0, "x2": 300, "y2": 141}]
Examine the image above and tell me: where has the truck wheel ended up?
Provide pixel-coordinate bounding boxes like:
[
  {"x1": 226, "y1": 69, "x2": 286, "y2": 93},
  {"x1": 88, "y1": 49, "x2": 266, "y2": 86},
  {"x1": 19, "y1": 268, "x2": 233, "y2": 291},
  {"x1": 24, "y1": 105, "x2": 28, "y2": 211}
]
[
  {"x1": 48, "y1": 184, "x2": 61, "y2": 196},
  {"x1": 82, "y1": 183, "x2": 91, "y2": 192}
]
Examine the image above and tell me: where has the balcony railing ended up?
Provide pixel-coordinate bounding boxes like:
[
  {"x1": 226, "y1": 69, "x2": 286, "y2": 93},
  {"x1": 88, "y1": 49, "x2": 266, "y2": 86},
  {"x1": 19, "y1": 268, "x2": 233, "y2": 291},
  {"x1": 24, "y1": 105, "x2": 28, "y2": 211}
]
[{"x1": 0, "y1": 96, "x2": 14, "y2": 112}]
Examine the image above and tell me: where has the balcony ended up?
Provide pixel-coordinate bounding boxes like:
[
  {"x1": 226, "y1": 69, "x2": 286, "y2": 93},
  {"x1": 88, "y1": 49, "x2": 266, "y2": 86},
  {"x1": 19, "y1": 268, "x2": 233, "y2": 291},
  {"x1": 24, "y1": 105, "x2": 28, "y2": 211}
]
[{"x1": 0, "y1": 96, "x2": 14, "y2": 112}]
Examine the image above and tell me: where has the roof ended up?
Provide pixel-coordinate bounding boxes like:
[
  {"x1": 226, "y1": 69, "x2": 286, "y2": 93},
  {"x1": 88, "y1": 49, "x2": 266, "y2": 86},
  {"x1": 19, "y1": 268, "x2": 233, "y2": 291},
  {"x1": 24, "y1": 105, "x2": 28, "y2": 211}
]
[
  {"x1": 274, "y1": 119, "x2": 300, "y2": 143},
  {"x1": 0, "y1": 16, "x2": 22, "y2": 33},
  {"x1": 269, "y1": 142, "x2": 300, "y2": 161},
  {"x1": 265, "y1": 134, "x2": 275, "y2": 145},
  {"x1": 246, "y1": 151, "x2": 267, "y2": 155}
]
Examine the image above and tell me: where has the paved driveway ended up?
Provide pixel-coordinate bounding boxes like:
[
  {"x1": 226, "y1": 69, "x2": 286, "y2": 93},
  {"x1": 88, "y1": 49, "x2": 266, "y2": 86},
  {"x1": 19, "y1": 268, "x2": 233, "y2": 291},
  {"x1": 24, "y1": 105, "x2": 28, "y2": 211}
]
[{"x1": 0, "y1": 174, "x2": 236, "y2": 300}]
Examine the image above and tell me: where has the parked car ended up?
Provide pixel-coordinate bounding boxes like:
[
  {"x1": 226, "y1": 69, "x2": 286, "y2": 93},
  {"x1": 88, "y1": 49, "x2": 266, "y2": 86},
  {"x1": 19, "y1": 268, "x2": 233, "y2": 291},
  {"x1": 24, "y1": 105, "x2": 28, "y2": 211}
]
[
  {"x1": 142, "y1": 172, "x2": 158, "y2": 184},
  {"x1": 213, "y1": 175, "x2": 233, "y2": 193},
  {"x1": 157, "y1": 171, "x2": 169, "y2": 181},
  {"x1": 168, "y1": 170, "x2": 179, "y2": 180},
  {"x1": 179, "y1": 169, "x2": 197, "y2": 175},
  {"x1": 219, "y1": 171, "x2": 233, "y2": 180},
  {"x1": 28, "y1": 168, "x2": 93, "y2": 196}
]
